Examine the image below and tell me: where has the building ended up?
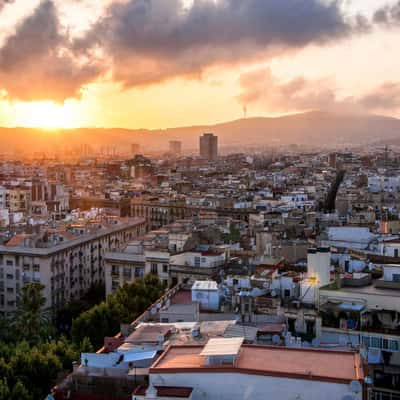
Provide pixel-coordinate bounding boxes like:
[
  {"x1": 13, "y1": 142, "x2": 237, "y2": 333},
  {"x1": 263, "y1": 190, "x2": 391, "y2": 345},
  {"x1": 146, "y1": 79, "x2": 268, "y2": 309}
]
[
  {"x1": 199, "y1": 133, "x2": 218, "y2": 161},
  {"x1": 191, "y1": 280, "x2": 220, "y2": 311},
  {"x1": 169, "y1": 141, "x2": 182, "y2": 156},
  {"x1": 0, "y1": 217, "x2": 147, "y2": 314},
  {"x1": 135, "y1": 338, "x2": 364, "y2": 400}
]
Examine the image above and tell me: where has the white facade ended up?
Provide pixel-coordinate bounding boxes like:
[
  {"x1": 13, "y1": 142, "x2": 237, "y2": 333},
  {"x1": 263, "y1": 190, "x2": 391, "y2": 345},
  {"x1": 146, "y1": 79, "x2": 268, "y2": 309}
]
[
  {"x1": 170, "y1": 252, "x2": 225, "y2": 269},
  {"x1": 148, "y1": 372, "x2": 362, "y2": 400},
  {"x1": 191, "y1": 281, "x2": 220, "y2": 311},
  {"x1": 323, "y1": 227, "x2": 376, "y2": 250},
  {"x1": 382, "y1": 264, "x2": 400, "y2": 282}
]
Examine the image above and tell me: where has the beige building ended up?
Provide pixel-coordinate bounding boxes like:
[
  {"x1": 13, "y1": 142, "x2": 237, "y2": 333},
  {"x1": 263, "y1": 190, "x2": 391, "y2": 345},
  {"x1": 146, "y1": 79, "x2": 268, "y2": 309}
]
[{"x1": 0, "y1": 218, "x2": 146, "y2": 314}]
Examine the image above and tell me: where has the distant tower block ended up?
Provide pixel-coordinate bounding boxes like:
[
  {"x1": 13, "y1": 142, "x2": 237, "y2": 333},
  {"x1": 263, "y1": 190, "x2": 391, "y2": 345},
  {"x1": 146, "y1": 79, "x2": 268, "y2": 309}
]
[
  {"x1": 131, "y1": 143, "x2": 140, "y2": 156},
  {"x1": 169, "y1": 140, "x2": 182, "y2": 156},
  {"x1": 199, "y1": 133, "x2": 218, "y2": 161},
  {"x1": 329, "y1": 152, "x2": 337, "y2": 168}
]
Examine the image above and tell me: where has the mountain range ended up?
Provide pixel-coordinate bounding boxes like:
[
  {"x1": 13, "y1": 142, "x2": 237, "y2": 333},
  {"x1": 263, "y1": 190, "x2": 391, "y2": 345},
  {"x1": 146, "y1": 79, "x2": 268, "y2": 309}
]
[{"x1": 1, "y1": 111, "x2": 400, "y2": 154}]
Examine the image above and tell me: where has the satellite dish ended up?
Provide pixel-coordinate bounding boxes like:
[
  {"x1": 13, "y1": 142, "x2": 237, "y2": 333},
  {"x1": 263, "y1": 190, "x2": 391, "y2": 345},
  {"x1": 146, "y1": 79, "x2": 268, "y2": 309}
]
[
  {"x1": 271, "y1": 290, "x2": 277, "y2": 297},
  {"x1": 272, "y1": 335, "x2": 280, "y2": 345},
  {"x1": 350, "y1": 380, "x2": 362, "y2": 394}
]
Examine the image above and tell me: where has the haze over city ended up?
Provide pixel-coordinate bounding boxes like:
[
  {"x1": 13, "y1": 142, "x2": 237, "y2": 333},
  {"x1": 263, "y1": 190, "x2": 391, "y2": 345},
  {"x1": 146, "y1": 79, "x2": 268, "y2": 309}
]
[{"x1": 1, "y1": 1, "x2": 400, "y2": 400}]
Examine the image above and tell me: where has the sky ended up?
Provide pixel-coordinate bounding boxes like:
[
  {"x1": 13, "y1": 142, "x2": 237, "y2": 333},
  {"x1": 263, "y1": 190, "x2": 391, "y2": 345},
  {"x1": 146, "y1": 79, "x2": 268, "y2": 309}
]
[{"x1": 0, "y1": 0, "x2": 399, "y2": 129}]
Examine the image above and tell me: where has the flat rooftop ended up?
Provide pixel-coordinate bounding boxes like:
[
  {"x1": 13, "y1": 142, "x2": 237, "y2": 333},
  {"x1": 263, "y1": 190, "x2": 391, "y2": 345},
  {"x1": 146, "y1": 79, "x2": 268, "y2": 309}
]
[
  {"x1": 151, "y1": 344, "x2": 363, "y2": 384},
  {"x1": 321, "y1": 281, "x2": 400, "y2": 297}
]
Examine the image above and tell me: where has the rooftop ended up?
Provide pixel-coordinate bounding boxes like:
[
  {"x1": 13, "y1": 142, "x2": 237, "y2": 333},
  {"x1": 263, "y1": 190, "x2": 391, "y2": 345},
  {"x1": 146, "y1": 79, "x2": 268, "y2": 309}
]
[
  {"x1": 191, "y1": 281, "x2": 218, "y2": 291},
  {"x1": 151, "y1": 344, "x2": 363, "y2": 384}
]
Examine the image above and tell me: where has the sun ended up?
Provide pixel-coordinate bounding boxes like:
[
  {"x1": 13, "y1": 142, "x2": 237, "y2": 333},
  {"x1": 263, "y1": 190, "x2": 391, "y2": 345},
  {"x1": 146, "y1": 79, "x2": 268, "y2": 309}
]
[{"x1": 16, "y1": 101, "x2": 81, "y2": 129}]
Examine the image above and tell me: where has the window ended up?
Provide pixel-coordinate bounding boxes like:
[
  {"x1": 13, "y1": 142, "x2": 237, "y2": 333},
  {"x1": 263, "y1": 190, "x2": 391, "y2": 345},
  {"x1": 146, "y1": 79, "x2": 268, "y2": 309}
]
[
  {"x1": 6, "y1": 260, "x2": 13, "y2": 266},
  {"x1": 162, "y1": 264, "x2": 168, "y2": 273},
  {"x1": 111, "y1": 265, "x2": 119, "y2": 276},
  {"x1": 123, "y1": 267, "x2": 132, "y2": 279},
  {"x1": 194, "y1": 257, "x2": 201, "y2": 267},
  {"x1": 393, "y1": 274, "x2": 400, "y2": 282},
  {"x1": 135, "y1": 267, "x2": 144, "y2": 278},
  {"x1": 151, "y1": 263, "x2": 158, "y2": 274},
  {"x1": 111, "y1": 280, "x2": 119, "y2": 291}
]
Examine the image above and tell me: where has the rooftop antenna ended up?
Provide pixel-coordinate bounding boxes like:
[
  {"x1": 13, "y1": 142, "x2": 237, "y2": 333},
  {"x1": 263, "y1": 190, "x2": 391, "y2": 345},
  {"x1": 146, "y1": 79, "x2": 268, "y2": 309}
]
[{"x1": 243, "y1": 104, "x2": 247, "y2": 119}]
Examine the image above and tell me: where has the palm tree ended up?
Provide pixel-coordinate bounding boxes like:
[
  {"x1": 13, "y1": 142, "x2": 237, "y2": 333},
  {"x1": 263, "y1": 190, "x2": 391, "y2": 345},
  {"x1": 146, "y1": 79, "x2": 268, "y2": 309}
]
[{"x1": 13, "y1": 283, "x2": 52, "y2": 344}]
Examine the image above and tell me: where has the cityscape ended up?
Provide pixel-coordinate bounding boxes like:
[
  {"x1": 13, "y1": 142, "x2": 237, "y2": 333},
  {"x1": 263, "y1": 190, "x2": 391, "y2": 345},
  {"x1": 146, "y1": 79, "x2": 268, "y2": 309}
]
[{"x1": 0, "y1": 1, "x2": 400, "y2": 400}]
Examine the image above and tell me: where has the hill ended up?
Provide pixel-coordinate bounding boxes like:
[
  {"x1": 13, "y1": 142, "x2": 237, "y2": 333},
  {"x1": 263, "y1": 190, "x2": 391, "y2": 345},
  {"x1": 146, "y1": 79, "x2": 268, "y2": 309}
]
[{"x1": 1, "y1": 111, "x2": 400, "y2": 154}]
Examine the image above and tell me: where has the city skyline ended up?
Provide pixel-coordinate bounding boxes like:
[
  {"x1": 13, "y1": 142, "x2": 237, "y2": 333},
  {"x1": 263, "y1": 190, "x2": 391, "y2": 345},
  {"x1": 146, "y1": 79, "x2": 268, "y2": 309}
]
[{"x1": 0, "y1": 0, "x2": 399, "y2": 129}]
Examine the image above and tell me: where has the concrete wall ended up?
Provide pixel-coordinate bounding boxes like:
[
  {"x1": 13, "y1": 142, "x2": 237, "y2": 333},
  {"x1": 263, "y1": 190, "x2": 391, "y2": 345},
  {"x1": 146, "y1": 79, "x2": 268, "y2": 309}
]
[{"x1": 150, "y1": 372, "x2": 362, "y2": 400}]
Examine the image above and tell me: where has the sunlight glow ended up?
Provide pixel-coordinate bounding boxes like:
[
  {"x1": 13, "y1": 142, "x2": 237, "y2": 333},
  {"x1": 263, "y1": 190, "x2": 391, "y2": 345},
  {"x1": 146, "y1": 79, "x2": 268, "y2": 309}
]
[{"x1": 15, "y1": 101, "x2": 81, "y2": 129}]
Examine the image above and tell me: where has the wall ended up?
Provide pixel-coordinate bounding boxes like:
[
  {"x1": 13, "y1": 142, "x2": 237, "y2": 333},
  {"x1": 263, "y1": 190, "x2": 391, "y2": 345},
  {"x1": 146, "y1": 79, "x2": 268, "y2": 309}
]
[{"x1": 149, "y1": 372, "x2": 362, "y2": 400}]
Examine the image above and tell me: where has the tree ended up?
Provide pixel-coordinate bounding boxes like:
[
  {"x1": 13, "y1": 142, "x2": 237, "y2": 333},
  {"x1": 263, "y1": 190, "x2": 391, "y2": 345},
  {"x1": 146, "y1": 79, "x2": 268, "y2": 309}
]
[
  {"x1": 0, "y1": 379, "x2": 10, "y2": 400},
  {"x1": 79, "y1": 337, "x2": 94, "y2": 353},
  {"x1": 71, "y1": 276, "x2": 164, "y2": 348},
  {"x1": 10, "y1": 381, "x2": 32, "y2": 400},
  {"x1": 13, "y1": 283, "x2": 52, "y2": 344}
]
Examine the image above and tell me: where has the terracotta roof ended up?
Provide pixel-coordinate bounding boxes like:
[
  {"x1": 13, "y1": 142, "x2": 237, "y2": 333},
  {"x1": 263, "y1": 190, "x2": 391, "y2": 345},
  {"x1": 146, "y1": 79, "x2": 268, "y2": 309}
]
[
  {"x1": 170, "y1": 289, "x2": 191, "y2": 305},
  {"x1": 150, "y1": 344, "x2": 363, "y2": 384},
  {"x1": 6, "y1": 234, "x2": 32, "y2": 247},
  {"x1": 133, "y1": 385, "x2": 193, "y2": 398}
]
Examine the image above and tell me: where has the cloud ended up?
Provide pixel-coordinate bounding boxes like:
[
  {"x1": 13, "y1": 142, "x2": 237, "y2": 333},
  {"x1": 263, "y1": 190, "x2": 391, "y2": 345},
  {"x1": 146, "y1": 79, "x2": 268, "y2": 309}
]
[
  {"x1": 238, "y1": 68, "x2": 400, "y2": 114},
  {"x1": 373, "y1": 1, "x2": 400, "y2": 25},
  {"x1": 0, "y1": 0, "x2": 377, "y2": 101},
  {"x1": 80, "y1": 0, "x2": 364, "y2": 89},
  {"x1": 0, "y1": 0, "x2": 103, "y2": 101},
  {"x1": 238, "y1": 68, "x2": 338, "y2": 112},
  {"x1": 0, "y1": 0, "x2": 14, "y2": 11},
  {"x1": 359, "y1": 82, "x2": 400, "y2": 110}
]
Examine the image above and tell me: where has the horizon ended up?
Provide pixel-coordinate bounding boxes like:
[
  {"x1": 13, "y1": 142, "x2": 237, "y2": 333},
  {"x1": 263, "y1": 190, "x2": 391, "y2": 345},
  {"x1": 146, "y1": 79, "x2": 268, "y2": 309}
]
[
  {"x1": 1, "y1": 108, "x2": 400, "y2": 132},
  {"x1": 0, "y1": 1, "x2": 400, "y2": 130}
]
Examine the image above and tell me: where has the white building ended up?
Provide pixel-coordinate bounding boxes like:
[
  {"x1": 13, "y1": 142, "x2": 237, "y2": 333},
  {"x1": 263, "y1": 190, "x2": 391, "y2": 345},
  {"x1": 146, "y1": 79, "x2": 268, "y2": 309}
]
[
  {"x1": 191, "y1": 281, "x2": 220, "y2": 311},
  {"x1": 134, "y1": 338, "x2": 364, "y2": 400},
  {"x1": 322, "y1": 227, "x2": 376, "y2": 250}
]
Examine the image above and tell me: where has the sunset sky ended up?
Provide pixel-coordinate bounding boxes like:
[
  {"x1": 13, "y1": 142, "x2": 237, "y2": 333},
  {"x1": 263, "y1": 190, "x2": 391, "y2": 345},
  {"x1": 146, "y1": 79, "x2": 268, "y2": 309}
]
[{"x1": 0, "y1": 0, "x2": 399, "y2": 129}]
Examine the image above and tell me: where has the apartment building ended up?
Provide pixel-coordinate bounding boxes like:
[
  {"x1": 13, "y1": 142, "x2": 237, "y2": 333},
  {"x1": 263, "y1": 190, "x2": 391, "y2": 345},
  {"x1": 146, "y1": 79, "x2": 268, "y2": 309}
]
[
  {"x1": 0, "y1": 217, "x2": 146, "y2": 314},
  {"x1": 104, "y1": 249, "x2": 170, "y2": 295}
]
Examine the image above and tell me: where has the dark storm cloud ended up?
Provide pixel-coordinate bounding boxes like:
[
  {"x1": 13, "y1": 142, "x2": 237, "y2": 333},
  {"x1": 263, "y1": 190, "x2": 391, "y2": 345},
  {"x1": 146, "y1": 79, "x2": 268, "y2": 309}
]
[
  {"x1": 79, "y1": 0, "x2": 365, "y2": 88},
  {"x1": 0, "y1": 0, "x2": 377, "y2": 100},
  {"x1": 0, "y1": 0, "x2": 102, "y2": 101}
]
